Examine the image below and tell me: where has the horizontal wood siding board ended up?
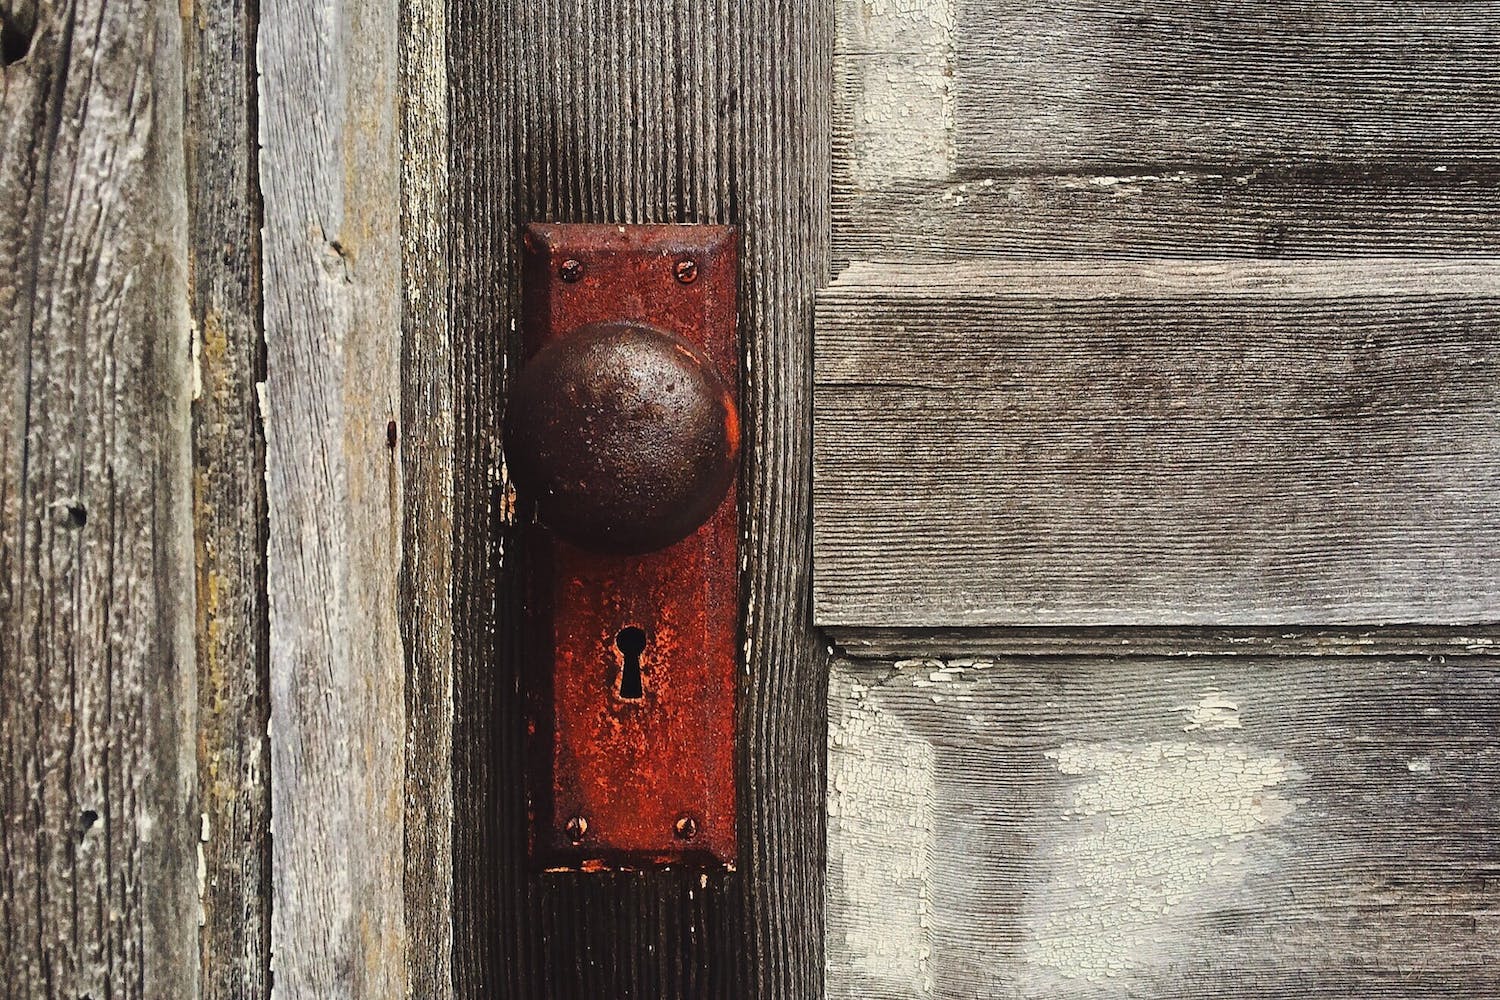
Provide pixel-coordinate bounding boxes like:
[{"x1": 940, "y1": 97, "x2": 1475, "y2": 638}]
[
  {"x1": 826, "y1": 654, "x2": 1500, "y2": 998},
  {"x1": 833, "y1": 170, "x2": 1500, "y2": 265},
  {"x1": 812, "y1": 261, "x2": 1500, "y2": 627},
  {"x1": 954, "y1": 1, "x2": 1500, "y2": 169},
  {"x1": 834, "y1": 0, "x2": 1500, "y2": 266},
  {"x1": 829, "y1": 626, "x2": 1500, "y2": 661}
]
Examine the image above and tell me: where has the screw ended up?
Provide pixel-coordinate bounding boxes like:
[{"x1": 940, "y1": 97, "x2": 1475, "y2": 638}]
[
  {"x1": 674, "y1": 258, "x2": 698, "y2": 284},
  {"x1": 565, "y1": 816, "x2": 588, "y2": 842},
  {"x1": 673, "y1": 815, "x2": 698, "y2": 840},
  {"x1": 560, "y1": 258, "x2": 585, "y2": 282}
]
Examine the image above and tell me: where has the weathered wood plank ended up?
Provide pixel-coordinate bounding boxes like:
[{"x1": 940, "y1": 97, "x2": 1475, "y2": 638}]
[
  {"x1": 832, "y1": 170, "x2": 1500, "y2": 266},
  {"x1": 258, "y1": 0, "x2": 407, "y2": 989},
  {"x1": 397, "y1": 0, "x2": 453, "y2": 989},
  {"x1": 955, "y1": 2, "x2": 1500, "y2": 170},
  {"x1": 182, "y1": 0, "x2": 271, "y2": 989},
  {"x1": 831, "y1": 626, "x2": 1500, "y2": 662},
  {"x1": 833, "y1": 0, "x2": 1500, "y2": 265},
  {"x1": 837, "y1": 0, "x2": 1500, "y2": 186},
  {"x1": 0, "y1": 0, "x2": 200, "y2": 993},
  {"x1": 814, "y1": 259, "x2": 1500, "y2": 627},
  {"x1": 827, "y1": 655, "x2": 1500, "y2": 998},
  {"x1": 447, "y1": 1, "x2": 831, "y2": 995}
]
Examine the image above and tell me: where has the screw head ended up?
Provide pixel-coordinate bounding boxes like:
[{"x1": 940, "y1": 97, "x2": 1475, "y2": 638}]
[
  {"x1": 674, "y1": 258, "x2": 698, "y2": 284},
  {"x1": 560, "y1": 258, "x2": 585, "y2": 282},
  {"x1": 673, "y1": 815, "x2": 698, "y2": 840},
  {"x1": 565, "y1": 816, "x2": 588, "y2": 843}
]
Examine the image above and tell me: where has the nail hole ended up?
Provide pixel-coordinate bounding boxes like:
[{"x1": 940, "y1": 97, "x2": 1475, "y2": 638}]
[
  {"x1": 80, "y1": 809, "x2": 98, "y2": 832},
  {"x1": 615, "y1": 626, "x2": 646, "y2": 700},
  {"x1": 67, "y1": 503, "x2": 87, "y2": 528},
  {"x1": 0, "y1": 10, "x2": 30, "y2": 66}
]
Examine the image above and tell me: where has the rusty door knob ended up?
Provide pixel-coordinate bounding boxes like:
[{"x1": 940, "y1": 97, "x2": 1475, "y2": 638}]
[{"x1": 503, "y1": 320, "x2": 740, "y2": 554}]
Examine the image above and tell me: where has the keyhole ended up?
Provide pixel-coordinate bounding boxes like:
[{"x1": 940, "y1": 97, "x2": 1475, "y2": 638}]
[{"x1": 616, "y1": 626, "x2": 646, "y2": 699}]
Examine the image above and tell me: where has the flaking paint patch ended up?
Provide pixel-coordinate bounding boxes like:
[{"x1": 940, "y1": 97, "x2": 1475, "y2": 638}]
[
  {"x1": 828, "y1": 670, "x2": 936, "y2": 997},
  {"x1": 1020, "y1": 740, "x2": 1304, "y2": 988},
  {"x1": 1176, "y1": 690, "x2": 1242, "y2": 732},
  {"x1": 840, "y1": 0, "x2": 955, "y2": 186}
]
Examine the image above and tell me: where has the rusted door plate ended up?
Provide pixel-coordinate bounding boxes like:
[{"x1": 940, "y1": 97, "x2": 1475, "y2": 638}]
[{"x1": 520, "y1": 223, "x2": 738, "y2": 869}]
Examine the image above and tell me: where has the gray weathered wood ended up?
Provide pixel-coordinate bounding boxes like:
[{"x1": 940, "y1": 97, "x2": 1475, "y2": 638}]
[
  {"x1": 836, "y1": 0, "x2": 1500, "y2": 187},
  {"x1": 0, "y1": 0, "x2": 200, "y2": 993},
  {"x1": 398, "y1": 0, "x2": 453, "y2": 990},
  {"x1": 183, "y1": 0, "x2": 272, "y2": 990},
  {"x1": 832, "y1": 171, "x2": 1500, "y2": 267},
  {"x1": 833, "y1": 0, "x2": 1500, "y2": 266},
  {"x1": 827, "y1": 654, "x2": 1500, "y2": 998},
  {"x1": 954, "y1": 2, "x2": 1500, "y2": 170},
  {"x1": 825, "y1": 4, "x2": 1500, "y2": 999},
  {"x1": 814, "y1": 259, "x2": 1500, "y2": 628},
  {"x1": 259, "y1": 0, "x2": 408, "y2": 989},
  {"x1": 831, "y1": 627, "x2": 1500, "y2": 662},
  {"x1": 447, "y1": 1, "x2": 831, "y2": 995}
]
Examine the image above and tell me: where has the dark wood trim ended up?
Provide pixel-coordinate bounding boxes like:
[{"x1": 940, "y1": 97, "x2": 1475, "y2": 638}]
[
  {"x1": 399, "y1": 0, "x2": 455, "y2": 988},
  {"x1": 184, "y1": 0, "x2": 274, "y2": 989},
  {"x1": 447, "y1": 2, "x2": 832, "y2": 995}
]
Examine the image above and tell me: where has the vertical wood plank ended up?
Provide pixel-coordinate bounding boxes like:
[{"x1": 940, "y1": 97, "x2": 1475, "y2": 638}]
[
  {"x1": 447, "y1": 2, "x2": 831, "y2": 995},
  {"x1": 182, "y1": 0, "x2": 272, "y2": 990},
  {"x1": 258, "y1": 0, "x2": 407, "y2": 988},
  {"x1": 398, "y1": 0, "x2": 454, "y2": 989},
  {"x1": 0, "y1": 0, "x2": 200, "y2": 994}
]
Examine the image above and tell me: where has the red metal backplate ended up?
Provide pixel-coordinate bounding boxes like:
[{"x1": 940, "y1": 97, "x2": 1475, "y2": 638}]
[{"x1": 520, "y1": 223, "x2": 738, "y2": 868}]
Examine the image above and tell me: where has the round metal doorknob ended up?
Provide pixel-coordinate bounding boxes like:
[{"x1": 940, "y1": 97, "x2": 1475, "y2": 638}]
[{"x1": 502, "y1": 320, "x2": 740, "y2": 554}]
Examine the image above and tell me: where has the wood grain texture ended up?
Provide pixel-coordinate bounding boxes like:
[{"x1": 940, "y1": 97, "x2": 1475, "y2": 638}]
[
  {"x1": 953, "y1": 2, "x2": 1500, "y2": 170},
  {"x1": 832, "y1": 170, "x2": 1500, "y2": 266},
  {"x1": 446, "y1": 1, "x2": 830, "y2": 995},
  {"x1": 836, "y1": 0, "x2": 1500, "y2": 183},
  {"x1": 814, "y1": 259, "x2": 1500, "y2": 628},
  {"x1": 827, "y1": 654, "x2": 1500, "y2": 998},
  {"x1": 0, "y1": 0, "x2": 200, "y2": 993},
  {"x1": 832, "y1": 0, "x2": 1500, "y2": 265},
  {"x1": 183, "y1": 0, "x2": 271, "y2": 990},
  {"x1": 831, "y1": 626, "x2": 1500, "y2": 662},
  {"x1": 398, "y1": 0, "x2": 453, "y2": 989},
  {"x1": 259, "y1": 0, "x2": 407, "y2": 988}
]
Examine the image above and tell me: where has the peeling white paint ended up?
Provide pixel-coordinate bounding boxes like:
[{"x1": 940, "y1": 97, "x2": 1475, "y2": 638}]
[
  {"x1": 1177, "y1": 690, "x2": 1243, "y2": 732},
  {"x1": 828, "y1": 674, "x2": 936, "y2": 997},
  {"x1": 190, "y1": 316, "x2": 203, "y2": 401},
  {"x1": 1021, "y1": 740, "x2": 1303, "y2": 987},
  {"x1": 840, "y1": 0, "x2": 955, "y2": 186},
  {"x1": 197, "y1": 812, "x2": 210, "y2": 927}
]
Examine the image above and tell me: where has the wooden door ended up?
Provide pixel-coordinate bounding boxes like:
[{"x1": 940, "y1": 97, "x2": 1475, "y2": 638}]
[
  {"x1": 6, "y1": 0, "x2": 1499, "y2": 997},
  {"x1": 819, "y1": 1, "x2": 1500, "y2": 997}
]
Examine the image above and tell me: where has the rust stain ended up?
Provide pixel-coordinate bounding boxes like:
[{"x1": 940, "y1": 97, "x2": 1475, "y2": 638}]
[{"x1": 518, "y1": 223, "x2": 739, "y2": 869}]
